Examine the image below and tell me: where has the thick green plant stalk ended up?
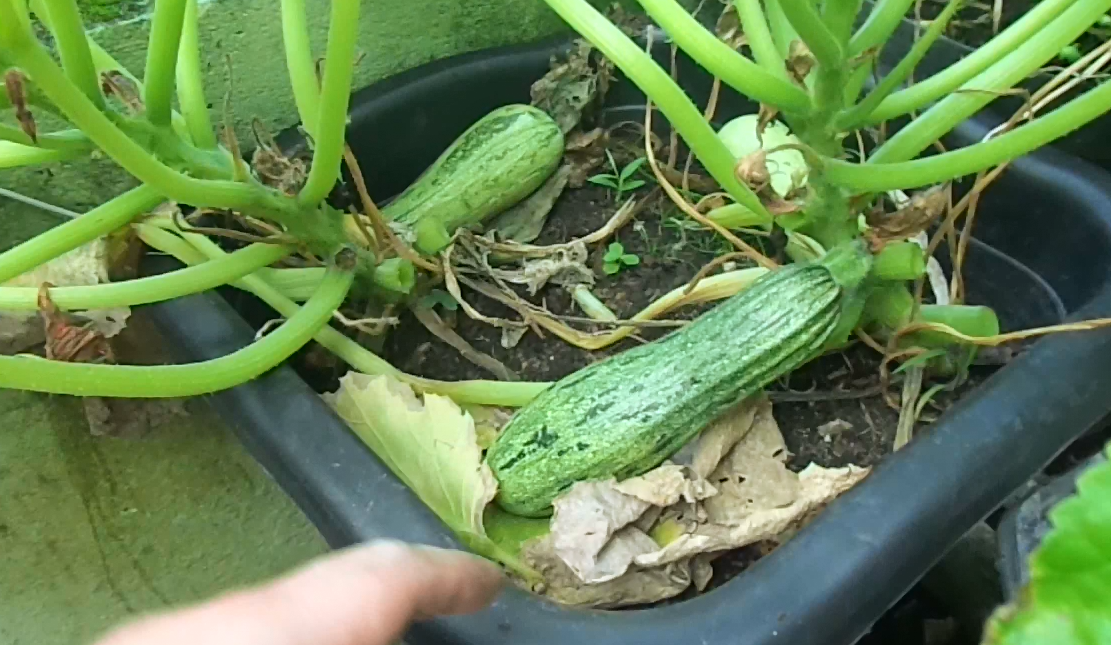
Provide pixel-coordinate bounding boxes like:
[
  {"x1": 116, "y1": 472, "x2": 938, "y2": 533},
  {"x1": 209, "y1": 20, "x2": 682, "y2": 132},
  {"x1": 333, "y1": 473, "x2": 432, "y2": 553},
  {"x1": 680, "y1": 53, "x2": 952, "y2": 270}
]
[
  {"x1": 636, "y1": 0, "x2": 809, "y2": 112},
  {"x1": 823, "y1": 0, "x2": 864, "y2": 45},
  {"x1": 0, "y1": 123, "x2": 87, "y2": 150},
  {"x1": 299, "y1": 0, "x2": 360, "y2": 206},
  {"x1": 0, "y1": 248, "x2": 355, "y2": 397},
  {"x1": 176, "y1": 0, "x2": 217, "y2": 149},
  {"x1": 779, "y1": 0, "x2": 843, "y2": 70},
  {"x1": 137, "y1": 224, "x2": 552, "y2": 406},
  {"x1": 733, "y1": 0, "x2": 786, "y2": 77},
  {"x1": 764, "y1": 0, "x2": 800, "y2": 57},
  {"x1": 0, "y1": 242, "x2": 290, "y2": 310},
  {"x1": 0, "y1": 140, "x2": 84, "y2": 167},
  {"x1": 144, "y1": 0, "x2": 189, "y2": 127},
  {"x1": 867, "y1": 0, "x2": 1099, "y2": 129},
  {"x1": 280, "y1": 0, "x2": 321, "y2": 136},
  {"x1": 827, "y1": 76, "x2": 1111, "y2": 191},
  {"x1": 836, "y1": 0, "x2": 963, "y2": 129},
  {"x1": 848, "y1": 0, "x2": 919, "y2": 55},
  {"x1": 35, "y1": 0, "x2": 102, "y2": 108},
  {"x1": 541, "y1": 0, "x2": 773, "y2": 220},
  {"x1": 0, "y1": 185, "x2": 163, "y2": 284},
  {"x1": 0, "y1": 27, "x2": 278, "y2": 213}
]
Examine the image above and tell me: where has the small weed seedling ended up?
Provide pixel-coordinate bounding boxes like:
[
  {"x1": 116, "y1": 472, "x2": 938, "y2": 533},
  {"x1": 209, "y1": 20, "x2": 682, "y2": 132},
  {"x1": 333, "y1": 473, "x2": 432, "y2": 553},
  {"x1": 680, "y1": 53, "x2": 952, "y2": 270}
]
[
  {"x1": 603, "y1": 242, "x2": 640, "y2": 275},
  {"x1": 588, "y1": 151, "x2": 648, "y2": 202}
]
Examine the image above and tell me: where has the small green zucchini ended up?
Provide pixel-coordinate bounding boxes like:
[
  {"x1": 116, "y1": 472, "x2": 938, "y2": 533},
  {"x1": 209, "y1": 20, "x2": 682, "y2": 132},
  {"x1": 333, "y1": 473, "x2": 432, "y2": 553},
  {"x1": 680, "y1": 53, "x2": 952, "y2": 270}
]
[
  {"x1": 486, "y1": 242, "x2": 872, "y2": 517},
  {"x1": 383, "y1": 104, "x2": 564, "y2": 254}
]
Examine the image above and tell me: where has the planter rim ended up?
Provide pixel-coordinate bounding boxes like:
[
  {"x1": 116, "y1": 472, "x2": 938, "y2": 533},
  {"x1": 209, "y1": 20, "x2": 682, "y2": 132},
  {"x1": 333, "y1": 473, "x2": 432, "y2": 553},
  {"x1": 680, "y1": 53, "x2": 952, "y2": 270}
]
[{"x1": 143, "y1": 39, "x2": 1111, "y2": 645}]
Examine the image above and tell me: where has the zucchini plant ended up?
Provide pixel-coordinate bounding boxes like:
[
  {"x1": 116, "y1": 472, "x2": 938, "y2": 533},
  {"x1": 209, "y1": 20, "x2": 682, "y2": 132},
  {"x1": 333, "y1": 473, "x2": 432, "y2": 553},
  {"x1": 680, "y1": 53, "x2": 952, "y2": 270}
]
[
  {"x1": 0, "y1": 0, "x2": 558, "y2": 404},
  {"x1": 478, "y1": 0, "x2": 1111, "y2": 516}
]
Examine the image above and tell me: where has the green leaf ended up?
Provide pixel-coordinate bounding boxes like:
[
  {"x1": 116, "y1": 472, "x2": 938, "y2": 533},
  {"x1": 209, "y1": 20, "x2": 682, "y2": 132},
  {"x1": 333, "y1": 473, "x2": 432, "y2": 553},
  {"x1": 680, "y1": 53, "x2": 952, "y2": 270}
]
[
  {"x1": 621, "y1": 253, "x2": 640, "y2": 266},
  {"x1": 983, "y1": 445, "x2": 1111, "y2": 645},
  {"x1": 619, "y1": 156, "x2": 647, "y2": 180},
  {"x1": 324, "y1": 372, "x2": 539, "y2": 581},
  {"x1": 587, "y1": 175, "x2": 618, "y2": 188},
  {"x1": 603, "y1": 261, "x2": 620, "y2": 275},
  {"x1": 622, "y1": 179, "x2": 646, "y2": 192},
  {"x1": 604, "y1": 242, "x2": 625, "y2": 261}
]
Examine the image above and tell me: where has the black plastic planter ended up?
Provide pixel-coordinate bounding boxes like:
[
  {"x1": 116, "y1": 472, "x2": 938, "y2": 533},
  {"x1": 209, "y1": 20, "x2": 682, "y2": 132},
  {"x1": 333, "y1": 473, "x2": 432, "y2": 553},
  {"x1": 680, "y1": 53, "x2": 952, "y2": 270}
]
[
  {"x1": 141, "y1": 39, "x2": 1111, "y2": 645},
  {"x1": 866, "y1": 3, "x2": 1111, "y2": 171}
]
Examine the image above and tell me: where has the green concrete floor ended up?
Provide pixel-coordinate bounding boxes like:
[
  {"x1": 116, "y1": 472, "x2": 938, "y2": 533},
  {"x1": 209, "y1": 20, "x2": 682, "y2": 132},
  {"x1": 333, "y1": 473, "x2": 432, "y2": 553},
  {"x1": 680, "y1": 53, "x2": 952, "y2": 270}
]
[{"x1": 0, "y1": 354, "x2": 328, "y2": 644}]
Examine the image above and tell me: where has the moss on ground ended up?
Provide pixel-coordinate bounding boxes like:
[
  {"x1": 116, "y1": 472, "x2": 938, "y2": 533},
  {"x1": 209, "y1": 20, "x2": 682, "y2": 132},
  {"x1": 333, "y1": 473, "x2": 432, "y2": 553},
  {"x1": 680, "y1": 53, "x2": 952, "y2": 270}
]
[{"x1": 75, "y1": 0, "x2": 148, "y2": 25}]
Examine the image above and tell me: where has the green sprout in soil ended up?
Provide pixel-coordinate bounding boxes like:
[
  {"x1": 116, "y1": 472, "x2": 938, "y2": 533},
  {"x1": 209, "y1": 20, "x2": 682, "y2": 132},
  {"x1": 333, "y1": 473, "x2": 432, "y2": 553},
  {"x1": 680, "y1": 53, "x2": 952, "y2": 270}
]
[
  {"x1": 602, "y1": 241, "x2": 640, "y2": 274},
  {"x1": 587, "y1": 151, "x2": 649, "y2": 202}
]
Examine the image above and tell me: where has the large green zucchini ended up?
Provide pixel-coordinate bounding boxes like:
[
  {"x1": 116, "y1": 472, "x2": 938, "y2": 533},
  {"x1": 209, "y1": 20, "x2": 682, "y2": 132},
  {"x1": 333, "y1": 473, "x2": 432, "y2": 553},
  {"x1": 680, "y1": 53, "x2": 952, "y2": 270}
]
[
  {"x1": 486, "y1": 243, "x2": 872, "y2": 517},
  {"x1": 383, "y1": 104, "x2": 564, "y2": 254}
]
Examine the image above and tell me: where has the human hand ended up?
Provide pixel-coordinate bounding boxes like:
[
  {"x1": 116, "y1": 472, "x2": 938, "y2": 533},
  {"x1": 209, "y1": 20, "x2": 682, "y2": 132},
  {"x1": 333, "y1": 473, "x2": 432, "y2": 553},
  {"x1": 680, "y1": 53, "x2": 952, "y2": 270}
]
[{"x1": 93, "y1": 540, "x2": 504, "y2": 645}]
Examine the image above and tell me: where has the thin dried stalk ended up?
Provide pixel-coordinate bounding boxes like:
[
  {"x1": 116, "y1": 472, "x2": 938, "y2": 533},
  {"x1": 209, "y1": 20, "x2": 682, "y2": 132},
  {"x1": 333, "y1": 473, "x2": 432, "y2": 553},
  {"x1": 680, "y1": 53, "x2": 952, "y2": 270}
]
[
  {"x1": 465, "y1": 197, "x2": 643, "y2": 259},
  {"x1": 341, "y1": 144, "x2": 440, "y2": 273},
  {"x1": 410, "y1": 304, "x2": 520, "y2": 381},
  {"x1": 893, "y1": 366, "x2": 923, "y2": 450},
  {"x1": 643, "y1": 97, "x2": 777, "y2": 270}
]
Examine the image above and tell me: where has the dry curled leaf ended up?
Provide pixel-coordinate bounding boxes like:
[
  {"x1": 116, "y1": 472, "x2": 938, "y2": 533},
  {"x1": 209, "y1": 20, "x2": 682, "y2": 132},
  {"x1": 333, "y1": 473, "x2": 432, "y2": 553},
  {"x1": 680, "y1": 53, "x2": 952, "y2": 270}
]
[
  {"x1": 5, "y1": 70, "x2": 36, "y2": 143},
  {"x1": 1, "y1": 240, "x2": 130, "y2": 356},
  {"x1": 100, "y1": 70, "x2": 144, "y2": 114},
  {"x1": 787, "y1": 41, "x2": 816, "y2": 86},
  {"x1": 38, "y1": 284, "x2": 115, "y2": 363},
  {"x1": 563, "y1": 128, "x2": 609, "y2": 188},
  {"x1": 530, "y1": 396, "x2": 870, "y2": 607},
  {"x1": 868, "y1": 185, "x2": 949, "y2": 242},
  {"x1": 530, "y1": 40, "x2": 612, "y2": 134}
]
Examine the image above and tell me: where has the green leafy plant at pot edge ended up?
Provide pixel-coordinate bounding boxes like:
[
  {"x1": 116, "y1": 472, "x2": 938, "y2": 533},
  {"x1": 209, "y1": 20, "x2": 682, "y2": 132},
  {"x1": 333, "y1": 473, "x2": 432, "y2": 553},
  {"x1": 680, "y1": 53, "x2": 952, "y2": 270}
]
[
  {"x1": 980, "y1": 443, "x2": 1111, "y2": 645},
  {"x1": 4, "y1": 0, "x2": 1111, "y2": 591}
]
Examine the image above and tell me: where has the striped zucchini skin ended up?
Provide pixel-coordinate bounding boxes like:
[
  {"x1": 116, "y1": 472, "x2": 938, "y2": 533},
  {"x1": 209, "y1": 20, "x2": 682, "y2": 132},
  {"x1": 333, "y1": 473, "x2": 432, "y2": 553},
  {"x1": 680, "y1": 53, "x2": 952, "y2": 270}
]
[
  {"x1": 486, "y1": 262, "x2": 844, "y2": 517},
  {"x1": 383, "y1": 104, "x2": 564, "y2": 253}
]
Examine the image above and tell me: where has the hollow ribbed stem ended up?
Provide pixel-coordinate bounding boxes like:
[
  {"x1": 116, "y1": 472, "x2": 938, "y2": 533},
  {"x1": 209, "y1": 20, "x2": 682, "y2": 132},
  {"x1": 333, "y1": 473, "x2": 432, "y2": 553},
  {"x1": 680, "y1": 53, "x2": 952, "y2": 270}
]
[
  {"x1": 848, "y1": 0, "x2": 918, "y2": 55},
  {"x1": 779, "y1": 0, "x2": 844, "y2": 71},
  {"x1": 144, "y1": 0, "x2": 188, "y2": 127},
  {"x1": 0, "y1": 123, "x2": 88, "y2": 150},
  {"x1": 0, "y1": 252, "x2": 354, "y2": 397},
  {"x1": 0, "y1": 141, "x2": 84, "y2": 167},
  {"x1": 733, "y1": 0, "x2": 786, "y2": 77},
  {"x1": 2, "y1": 34, "x2": 285, "y2": 212},
  {"x1": 823, "y1": 0, "x2": 864, "y2": 46},
  {"x1": 541, "y1": 0, "x2": 773, "y2": 219},
  {"x1": 826, "y1": 75, "x2": 1111, "y2": 191},
  {"x1": 867, "y1": 0, "x2": 1093, "y2": 126},
  {"x1": 281, "y1": 0, "x2": 320, "y2": 136},
  {"x1": 176, "y1": 0, "x2": 217, "y2": 149},
  {"x1": 36, "y1": 0, "x2": 103, "y2": 108},
  {"x1": 634, "y1": 0, "x2": 810, "y2": 110},
  {"x1": 837, "y1": 0, "x2": 963, "y2": 129},
  {"x1": 0, "y1": 185, "x2": 163, "y2": 283},
  {"x1": 259, "y1": 266, "x2": 326, "y2": 301},
  {"x1": 0, "y1": 243, "x2": 290, "y2": 311},
  {"x1": 299, "y1": 0, "x2": 360, "y2": 206},
  {"x1": 139, "y1": 225, "x2": 552, "y2": 407},
  {"x1": 764, "y1": 0, "x2": 800, "y2": 57}
]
